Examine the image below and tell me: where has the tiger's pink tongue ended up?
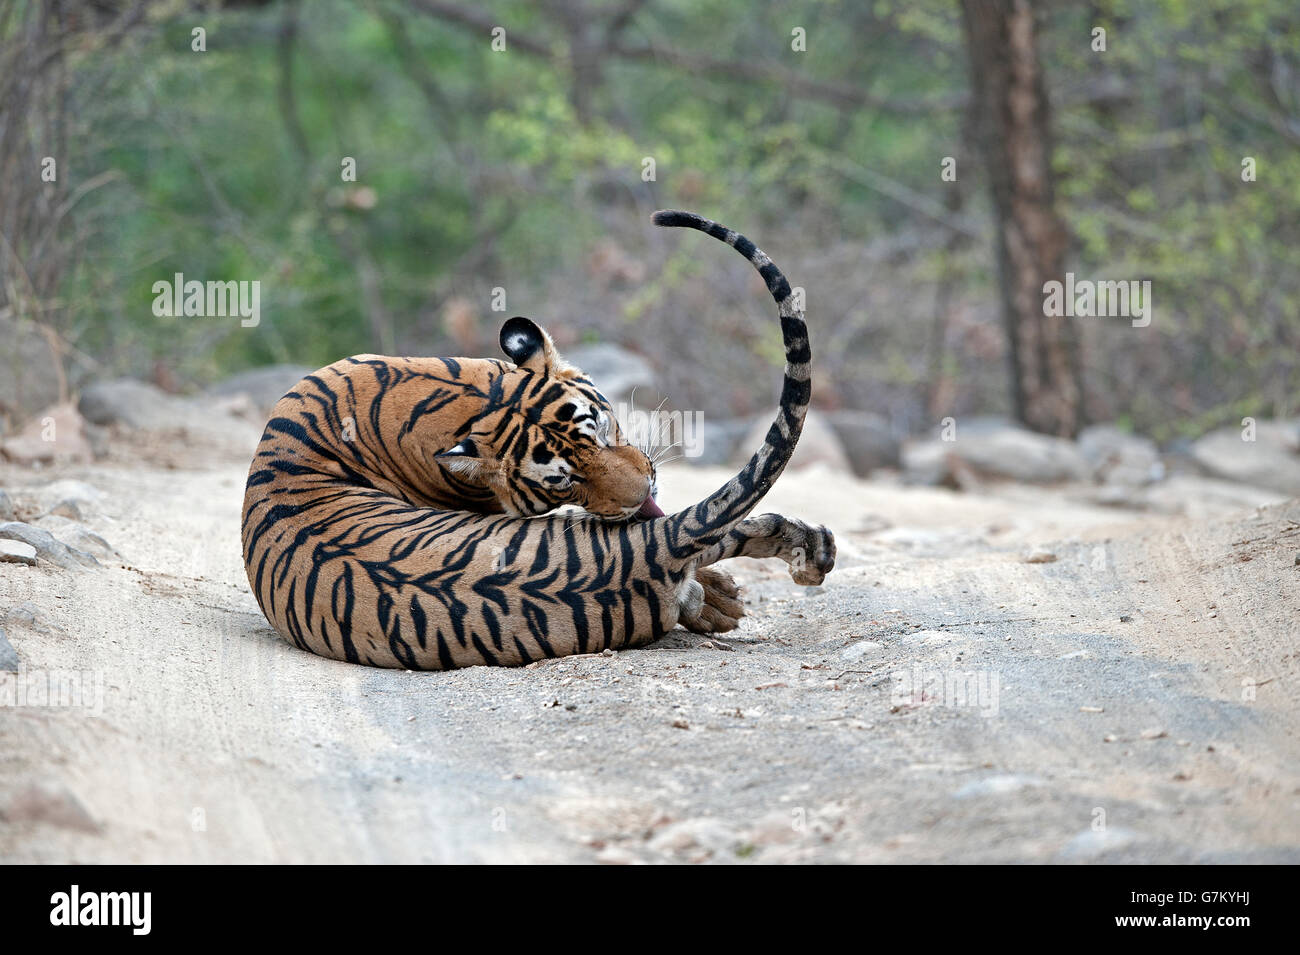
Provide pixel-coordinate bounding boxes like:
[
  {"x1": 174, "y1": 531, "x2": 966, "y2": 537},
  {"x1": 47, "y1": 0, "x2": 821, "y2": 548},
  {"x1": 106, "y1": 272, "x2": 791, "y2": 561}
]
[{"x1": 636, "y1": 495, "x2": 665, "y2": 519}]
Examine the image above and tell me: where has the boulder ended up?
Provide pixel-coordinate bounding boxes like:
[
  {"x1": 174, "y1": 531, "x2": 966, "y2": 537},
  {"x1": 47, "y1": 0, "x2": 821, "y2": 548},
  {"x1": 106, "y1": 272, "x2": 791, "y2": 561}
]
[
  {"x1": 79, "y1": 379, "x2": 180, "y2": 430},
  {"x1": 686, "y1": 417, "x2": 753, "y2": 467},
  {"x1": 77, "y1": 378, "x2": 261, "y2": 452},
  {"x1": 564, "y1": 344, "x2": 656, "y2": 408},
  {"x1": 0, "y1": 316, "x2": 62, "y2": 428},
  {"x1": 903, "y1": 424, "x2": 1091, "y2": 486},
  {"x1": 1190, "y1": 420, "x2": 1300, "y2": 494},
  {"x1": 207, "y1": 364, "x2": 313, "y2": 417},
  {"x1": 1077, "y1": 424, "x2": 1164, "y2": 487},
  {"x1": 0, "y1": 403, "x2": 93, "y2": 465},
  {"x1": 734, "y1": 409, "x2": 852, "y2": 474},
  {"x1": 825, "y1": 410, "x2": 900, "y2": 475}
]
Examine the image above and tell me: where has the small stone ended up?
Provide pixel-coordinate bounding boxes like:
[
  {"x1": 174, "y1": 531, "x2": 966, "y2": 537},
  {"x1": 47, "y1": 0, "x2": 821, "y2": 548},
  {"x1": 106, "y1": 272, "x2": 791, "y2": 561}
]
[
  {"x1": 1, "y1": 783, "x2": 101, "y2": 833},
  {"x1": 0, "y1": 626, "x2": 18, "y2": 672},
  {"x1": 671, "y1": 718, "x2": 690, "y2": 730},
  {"x1": 45, "y1": 499, "x2": 81, "y2": 521},
  {"x1": 1059, "y1": 827, "x2": 1140, "y2": 860},
  {"x1": 1080, "y1": 706, "x2": 1104, "y2": 713},
  {"x1": 953, "y1": 774, "x2": 1044, "y2": 799},
  {"x1": 1119, "y1": 614, "x2": 1133, "y2": 623},
  {"x1": 1023, "y1": 547, "x2": 1057, "y2": 564},
  {"x1": 594, "y1": 845, "x2": 639, "y2": 865},
  {"x1": 0, "y1": 490, "x2": 14, "y2": 521},
  {"x1": 840, "y1": 640, "x2": 883, "y2": 661},
  {"x1": 1103, "y1": 734, "x2": 1118, "y2": 743},
  {"x1": 0, "y1": 539, "x2": 37, "y2": 565},
  {"x1": 1140, "y1": 727, "x2": 1168, "y2": 740}
]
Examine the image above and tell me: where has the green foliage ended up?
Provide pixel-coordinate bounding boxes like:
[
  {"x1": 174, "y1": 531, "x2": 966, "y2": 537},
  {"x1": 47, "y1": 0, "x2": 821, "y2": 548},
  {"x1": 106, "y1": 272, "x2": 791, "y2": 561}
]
[{"x1": 22, "y1": 0, "x2": 1300, "y2": 436}]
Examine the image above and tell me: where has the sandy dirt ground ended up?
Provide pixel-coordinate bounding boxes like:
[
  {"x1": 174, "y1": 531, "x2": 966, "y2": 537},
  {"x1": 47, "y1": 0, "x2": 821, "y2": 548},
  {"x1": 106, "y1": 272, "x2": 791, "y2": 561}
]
[{"x1": 1, "y1": 421, "x2": 1298, "y2": 864}]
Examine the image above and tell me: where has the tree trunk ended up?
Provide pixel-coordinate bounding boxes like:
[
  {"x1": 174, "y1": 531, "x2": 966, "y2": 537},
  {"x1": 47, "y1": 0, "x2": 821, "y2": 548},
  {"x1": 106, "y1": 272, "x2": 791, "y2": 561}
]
[{"x1": 960, "y1": 0, "x2": 1081, "y2": 437}]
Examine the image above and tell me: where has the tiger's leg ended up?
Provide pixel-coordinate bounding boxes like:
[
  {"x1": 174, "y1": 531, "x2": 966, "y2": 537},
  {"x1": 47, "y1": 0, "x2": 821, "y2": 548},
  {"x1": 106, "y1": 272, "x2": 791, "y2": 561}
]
[{"x1": 697, "y1": 513, "x2": 836, "y2": 585}]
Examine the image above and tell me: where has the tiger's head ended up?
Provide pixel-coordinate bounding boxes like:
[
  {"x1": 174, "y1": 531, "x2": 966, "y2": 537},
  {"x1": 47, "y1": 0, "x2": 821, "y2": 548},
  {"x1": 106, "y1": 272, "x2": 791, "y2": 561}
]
[{"x1": 436, "y1": 316, "x2": 663, "y2": 521}]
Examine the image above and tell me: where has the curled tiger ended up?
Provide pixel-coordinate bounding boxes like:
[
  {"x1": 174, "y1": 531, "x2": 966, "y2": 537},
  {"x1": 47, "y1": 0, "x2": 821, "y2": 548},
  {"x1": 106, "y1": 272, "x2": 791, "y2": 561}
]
[{"x1": 241, "y1": 210, "x2": 836, "y2": 669}]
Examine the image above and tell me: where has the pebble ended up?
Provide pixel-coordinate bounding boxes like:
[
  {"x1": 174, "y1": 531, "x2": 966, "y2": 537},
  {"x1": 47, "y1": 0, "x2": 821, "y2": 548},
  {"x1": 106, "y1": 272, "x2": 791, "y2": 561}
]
[
  {"x1": 45, "y1": 499, "x2": 82, "y2": 521},
  {"x1": 953, "y1": 774, "x2": 1044, "y2": 799},
  {"x1": 1059, "y1": 827, "x2": 1140, "y2": 860},
  {"x1": 1140, "y1": 727, "x2": 1168, "y2": 740},
  {"x1": 0, "y1": 489, "x2": 14, "y2": 521},
  {"x1": 1, "y1": 783, "x2": 102, "y2": 833},
  {"x1": 0, "y1": 626, "x2": 18, "y2": 672},
  {"x1": 840, "y1": 640, "x2": 883, "y2": 661},
  {"x1": 1023, "y1": 547, "x2": 1057, "y2": 564}
]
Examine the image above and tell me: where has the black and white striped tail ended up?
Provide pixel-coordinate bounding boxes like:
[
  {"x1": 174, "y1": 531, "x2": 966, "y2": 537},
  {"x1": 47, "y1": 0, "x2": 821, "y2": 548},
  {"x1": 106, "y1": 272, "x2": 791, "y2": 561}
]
[{"x1": 651, "y1": 211, "x2": 811, "y2": 554}]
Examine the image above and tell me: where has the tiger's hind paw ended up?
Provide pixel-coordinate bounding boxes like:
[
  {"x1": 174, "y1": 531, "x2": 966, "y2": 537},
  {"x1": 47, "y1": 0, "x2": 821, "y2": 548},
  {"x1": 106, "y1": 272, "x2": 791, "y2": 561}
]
[{"x1": 678, "y1": 567, "x2": 745, "y2": 634}]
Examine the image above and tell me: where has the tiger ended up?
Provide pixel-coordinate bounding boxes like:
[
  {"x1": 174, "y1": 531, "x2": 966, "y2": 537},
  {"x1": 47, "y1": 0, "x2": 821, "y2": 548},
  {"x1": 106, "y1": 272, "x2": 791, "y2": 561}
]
[{"x1": 240, "y1": 210, "x2": 835, "y2": 669}]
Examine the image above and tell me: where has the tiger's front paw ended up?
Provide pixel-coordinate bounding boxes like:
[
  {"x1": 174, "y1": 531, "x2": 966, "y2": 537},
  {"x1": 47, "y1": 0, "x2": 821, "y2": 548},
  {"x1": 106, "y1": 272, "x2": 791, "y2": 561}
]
[
  {"x1": 789, "y1": 524, "x2": 836, "y2": 586},
  {"x1": 678, "y1": 566, "x2": 745, "y2": 634}
]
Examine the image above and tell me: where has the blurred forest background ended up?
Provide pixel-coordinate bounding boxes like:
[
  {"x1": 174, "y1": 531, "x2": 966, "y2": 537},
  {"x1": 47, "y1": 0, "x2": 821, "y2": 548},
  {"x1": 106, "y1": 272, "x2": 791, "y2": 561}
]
[{"x1": 2, "y1": 0, "x2": 1299, "y2": 449}]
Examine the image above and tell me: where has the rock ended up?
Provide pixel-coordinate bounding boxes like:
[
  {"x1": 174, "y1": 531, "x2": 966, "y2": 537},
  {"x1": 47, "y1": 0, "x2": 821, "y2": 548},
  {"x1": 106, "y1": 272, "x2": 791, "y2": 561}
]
[
  {"x1": 38, "y1": 479, "x2": 104, "y2": 510},
  {"x1": 900, "y1": 439, "x2": 954, "y2": 486},
  {"x1": 3, "y1": 602, "x2": 60, "y2": 637},
  {"x1": 735, "y1": 409, "x2": 852, "y2": 473},
  {"x1": 0, "y1": 490, "x2": 14, "y2": 521},
  {"x1": 45, "y1": 499, "x2": 82, "y2": 520},
  {"x1": 904, "y1": 425, "x2": 1091, "y2": 486},
  {"x1": 0, "y1": 626, "x2": 18, "y2": 671},
  {"x1": 0, "y1": 316, "x2": 63, "y2": 428},
  {"x1": 0, "y1": 540, "x2": 38, "y2": 565},
  {"x1": 78, "y1": 379, "x2": 261, "y2": 451},
  {"x1": 825, "y1": 410, "x2": 900, "y2": 476},
  {"x1": 1190, "y1": 420, "x2": 1300, "y2": 494},
  {"x1": 0, "y1": 522, "x2": 98, "y2": 569},
  {"x1": 1077, "y1": 424, "x2": 1164, "y2": 486},
  {"x1": 207, "y1": 364, "x2": 313, "y2": 417},
  {"x1": 953, "y1": 774, "x2": 1044, "y2": 799},
  {"x1": 646, "y1": 818, "x2": 739, "y2": 859},
  {"x1": 1058, "y1": 827, "x2": 1141, "y2": 861},
  {"x1": 564, "y1": 344, "x2": 656, "y2": 408},
  {"x1": 35, "y1": 516, "x2": 120, "y2": 560},
  {"x1": 840, "y1": 640, "x2": 883, "y2": 661},
  {"x1": 0, "y1": 402, "x2": 93, "y2": 465},
  {"x1": 79, "y1": 378, "x2": 179, "y2": 430},
  {"x1": 593, "y1": 845, "x2": 641, "y2": 865},
  {"x1": 1022, "y1": 547, "x2": 1058, "y2": 564},
  {"x1": 1, "y1": 783, "x2": 102, "y2": 833},
  {"x1": 687, "y1": 416, "x2": 753, "y2": 467}
]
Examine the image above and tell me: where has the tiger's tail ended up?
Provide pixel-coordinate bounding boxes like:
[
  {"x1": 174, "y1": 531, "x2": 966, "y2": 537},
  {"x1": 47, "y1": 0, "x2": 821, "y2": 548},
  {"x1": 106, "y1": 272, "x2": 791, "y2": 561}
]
[{"x1": 650, "y1": 210, "x2": 810, "y2": 556}]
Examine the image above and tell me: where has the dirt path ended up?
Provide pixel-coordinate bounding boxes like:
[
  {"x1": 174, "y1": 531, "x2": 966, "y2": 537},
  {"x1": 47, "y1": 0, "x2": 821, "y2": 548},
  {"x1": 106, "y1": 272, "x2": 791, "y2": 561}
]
[{"x1": 1, "y1": 429, "x2": 1297, "y2": 863}]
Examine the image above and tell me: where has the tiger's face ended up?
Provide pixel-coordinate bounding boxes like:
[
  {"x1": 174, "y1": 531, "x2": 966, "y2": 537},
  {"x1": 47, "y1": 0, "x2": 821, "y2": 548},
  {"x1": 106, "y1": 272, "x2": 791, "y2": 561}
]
[{"x1": 437, "y1": 317, "x2": 663, "y2": 521}]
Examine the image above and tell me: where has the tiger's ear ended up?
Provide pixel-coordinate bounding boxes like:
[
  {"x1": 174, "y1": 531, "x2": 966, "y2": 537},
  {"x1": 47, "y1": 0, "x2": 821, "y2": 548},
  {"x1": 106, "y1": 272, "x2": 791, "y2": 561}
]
[
  {"x1": 435, "y1": 439, "x2": 487, "y2": 478},
  {"x1": 500, "y1": 316, "x2": 570, "y2": 376}
]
